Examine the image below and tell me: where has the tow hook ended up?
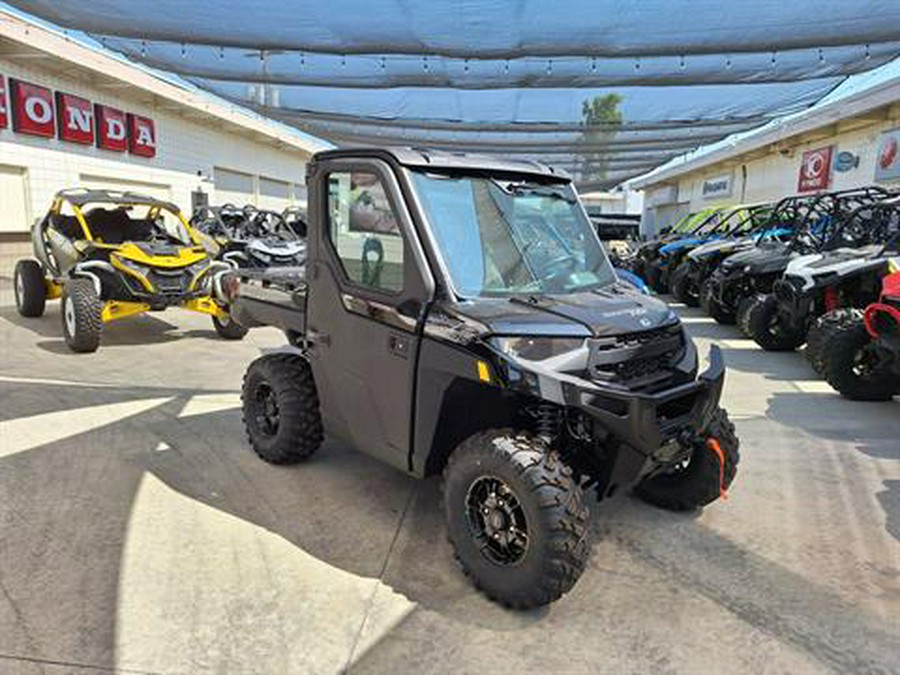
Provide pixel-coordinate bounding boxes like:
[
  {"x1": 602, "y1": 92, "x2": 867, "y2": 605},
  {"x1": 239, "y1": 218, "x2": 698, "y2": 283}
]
[{"x1": 706, "y1": 437, "x2": 728, "y2": 500}]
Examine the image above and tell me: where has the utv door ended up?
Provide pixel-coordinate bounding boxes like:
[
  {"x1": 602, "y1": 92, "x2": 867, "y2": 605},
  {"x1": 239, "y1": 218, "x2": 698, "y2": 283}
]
[{"x1": 305, "y1": 158, "x2": 434, "y2": 472}]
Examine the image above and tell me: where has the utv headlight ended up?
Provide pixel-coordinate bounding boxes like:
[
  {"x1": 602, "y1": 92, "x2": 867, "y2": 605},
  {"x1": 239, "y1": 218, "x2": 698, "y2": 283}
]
[
  {"x1": 491, "y1": 336, "x2": 586, "y2": 361},
  {"x1": 189, "y1": 260, "x2": 213, "y2": 290}
]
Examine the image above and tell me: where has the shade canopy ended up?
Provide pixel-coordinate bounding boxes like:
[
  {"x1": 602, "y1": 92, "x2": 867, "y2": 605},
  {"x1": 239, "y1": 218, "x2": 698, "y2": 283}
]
[{"x1": 12, "y1": 0, "x2": 900, "y2": 189}]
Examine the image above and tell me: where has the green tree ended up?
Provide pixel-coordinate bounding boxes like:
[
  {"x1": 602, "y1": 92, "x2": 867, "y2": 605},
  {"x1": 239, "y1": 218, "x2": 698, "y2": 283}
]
[{"x1": 580, "y1": 93, "x2": 624, "y2": 184}]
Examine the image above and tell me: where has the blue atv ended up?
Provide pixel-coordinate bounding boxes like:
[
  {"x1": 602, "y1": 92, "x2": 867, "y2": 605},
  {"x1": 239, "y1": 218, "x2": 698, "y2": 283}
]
[
  {"x1": 670, "y1": 204, "x2": 794, "y2": 307},
  {"x1": 646, "y1": 205, "x2": 756, "y2": 294}
]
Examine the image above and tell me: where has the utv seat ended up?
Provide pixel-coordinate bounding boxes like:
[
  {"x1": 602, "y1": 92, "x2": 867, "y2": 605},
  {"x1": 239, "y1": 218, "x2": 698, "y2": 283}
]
[{"x1": 84, "y1": 209, "x2": 153, "y2": 244}]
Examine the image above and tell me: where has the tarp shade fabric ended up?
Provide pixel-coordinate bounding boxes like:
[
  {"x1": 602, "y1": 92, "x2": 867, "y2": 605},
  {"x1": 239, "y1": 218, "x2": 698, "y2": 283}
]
[{"x1": 10, "y1": 0, "x2": 900, "y2": 188}]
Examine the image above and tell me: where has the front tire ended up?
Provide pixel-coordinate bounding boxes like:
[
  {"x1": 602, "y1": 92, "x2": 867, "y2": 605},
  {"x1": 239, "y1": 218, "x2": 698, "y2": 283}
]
[
  {"x1": 806, "y1": 309, "x2": 856, "y2": 375},
  {"x1": 634, "y1": 407, "x2": 739, "y2": 511},
  {"x1": 212, "y1": 313, "x2": 248, "y2": 340},
  {"x1": 670, "y1": 263, "x2": 697, "y2": 306},
  {"x1": 736, "y1": 294, "x2": 758, "y2": 335},
  {"x1": 443, "y1": 430, "x2": 590, "y2": 608},
  {"x1": 821, "y1": 312, "x2": 897, "y2": 401},
  {"x1": 708, "y1": 291, "x2": 737, "y2": 325},
  {"x1": 61, "y1": 278, "x2": 102, "y2": 353},
  {"x1": 242, "y1": 353, "x2": 323, "y2": 463},
  {"x1": 14, "y1": 259, "x2": 47, "y2": 317},
  {"x1": 747, "y1": 293, "x2": 805, "y2": 351},
  {"x1": 646, "y1": 261, "x2": 667, "y2": 294}
]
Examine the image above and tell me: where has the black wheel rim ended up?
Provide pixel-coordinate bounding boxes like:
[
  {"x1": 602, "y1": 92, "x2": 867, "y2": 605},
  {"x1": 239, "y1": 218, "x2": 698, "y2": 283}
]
[
  {"x1": 465, "y1": 476, "x2": 529, "y2": 566},
  {"x1": 852, "y1": 342, "x2": 881, "y2": 378},
  {"x1": 252, "y1": 382, "x2": 280, "y2": 437}
]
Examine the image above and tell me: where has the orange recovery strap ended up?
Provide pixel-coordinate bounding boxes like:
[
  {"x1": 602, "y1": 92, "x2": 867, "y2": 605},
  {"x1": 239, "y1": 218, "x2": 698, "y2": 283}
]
[{"x1": 706, "y1": 437, "x2": 728, "y2": 500}]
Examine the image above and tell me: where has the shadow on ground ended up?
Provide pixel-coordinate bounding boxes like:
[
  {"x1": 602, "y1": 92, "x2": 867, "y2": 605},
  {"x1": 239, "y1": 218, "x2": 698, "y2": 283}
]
[
  {"x1": 0, "y1": 305, "x2": 226, "y2": 353},
  {"x1": 2, "y1": 377, "x2": 898, "y2": 673}
]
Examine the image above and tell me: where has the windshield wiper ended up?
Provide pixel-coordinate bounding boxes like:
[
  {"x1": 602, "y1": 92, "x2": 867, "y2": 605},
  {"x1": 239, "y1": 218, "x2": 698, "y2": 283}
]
[{"x1": 490, "y1": 179, "x2": 576, "y2": 203}]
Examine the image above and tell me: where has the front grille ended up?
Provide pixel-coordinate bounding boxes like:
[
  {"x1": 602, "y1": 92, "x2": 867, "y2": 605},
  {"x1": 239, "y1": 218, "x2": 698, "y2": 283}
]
[
  {"x1": 148, "y1": 269, "x2": 190, "y2": 299},
  {"x1": 588, "y1": 324, "x2": 685, "y2": 391}
]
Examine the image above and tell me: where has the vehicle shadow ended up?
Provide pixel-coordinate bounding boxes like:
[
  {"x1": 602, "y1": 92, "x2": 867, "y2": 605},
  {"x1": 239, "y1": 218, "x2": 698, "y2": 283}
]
[{"x1": 2, "y1": 379, "x2": 898, "y2": 673}]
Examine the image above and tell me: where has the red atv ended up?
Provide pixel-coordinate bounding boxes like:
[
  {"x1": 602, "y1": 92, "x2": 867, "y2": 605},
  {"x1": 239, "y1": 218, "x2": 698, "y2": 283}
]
[{"x1": 820, "y1": 270, "x2": 900, "y2": 400}]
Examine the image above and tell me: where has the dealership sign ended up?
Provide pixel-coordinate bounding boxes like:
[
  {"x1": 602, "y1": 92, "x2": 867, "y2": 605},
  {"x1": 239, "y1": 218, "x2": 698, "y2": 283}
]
[
  {"x1": 874, "y1": 128, "x2": 900, "y2": 182},
  {"x1": 797, "y1": 145, "x2": 833, "y2": 192},
  {"x1": 95, "y1": 104, "x2": 128, "y2": 152},
  {"x1": 56, "y1": 92, "x2": 94, "y2": 145},
  {"x1": 0, "y1": 75, "x2": 156, "y2": 157},
  {"x1": 0, "y1": 75, "x2": 7, "y2": 129},
  {"x1": 702, "y1": 173, "x2": 733, "y2": 199}
]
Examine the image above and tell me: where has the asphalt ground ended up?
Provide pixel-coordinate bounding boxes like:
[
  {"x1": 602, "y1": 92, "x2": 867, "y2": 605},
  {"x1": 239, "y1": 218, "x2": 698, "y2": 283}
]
[{"x1": 0, "y1": 278, "x2": 898, "y2": 674}]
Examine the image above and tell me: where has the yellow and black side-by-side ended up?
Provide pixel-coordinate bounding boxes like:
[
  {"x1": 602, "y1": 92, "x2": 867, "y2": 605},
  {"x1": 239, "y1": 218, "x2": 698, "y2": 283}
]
[{"x1": 13, "y1": 188, "x2": 245, "y2": 352}]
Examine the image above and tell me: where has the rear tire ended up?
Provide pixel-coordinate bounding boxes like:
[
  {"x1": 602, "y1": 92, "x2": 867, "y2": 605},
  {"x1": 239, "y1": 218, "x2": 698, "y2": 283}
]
[
  {"x1": 634, "y1": 407, "x2": 739, "y2": 511},
  {"x1": 242, "y1": 353, "x2": 323, "y2": 463},
  {"x1": 14, "y1": 259, "x2": 47, "y2": 318},
  {"x1": 747, "y1": 293, "x2": 804, "y2": 351},
  {"x1": 212, "y1": 313, "x2": 248, "y2": 340},
  {"x1": 806, "y1": 309, "x2": 857, "y2": 375},
  {"x1": 443, "y1": 430, "x2": 590, "y2": 608},
  {"x1": 821, "y1": 313, "x2": 897, "y2": 401},
  {"x1": 61, "y1": 278, "x2": 101, "y2": 353}
]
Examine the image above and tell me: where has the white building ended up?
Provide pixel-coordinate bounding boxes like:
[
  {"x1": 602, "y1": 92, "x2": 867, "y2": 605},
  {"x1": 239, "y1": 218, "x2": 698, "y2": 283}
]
[
  {"x1": 0, "y1": 10, "x2": 330, "y2": 270},
  {"x1": 630, "y1": 61, "x2": 900, "y2": 236}
]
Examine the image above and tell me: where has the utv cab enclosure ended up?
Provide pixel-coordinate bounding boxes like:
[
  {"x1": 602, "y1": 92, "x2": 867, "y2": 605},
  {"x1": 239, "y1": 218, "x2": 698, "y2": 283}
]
[{"x1": 231, "y1": 148, "x2": 739, "y2": 608}]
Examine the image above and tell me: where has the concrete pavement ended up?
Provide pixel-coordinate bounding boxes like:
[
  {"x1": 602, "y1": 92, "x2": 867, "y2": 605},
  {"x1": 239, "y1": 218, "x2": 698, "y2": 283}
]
[{"x1": 0, "y1": 279, "x2": 898, "y2": 674}]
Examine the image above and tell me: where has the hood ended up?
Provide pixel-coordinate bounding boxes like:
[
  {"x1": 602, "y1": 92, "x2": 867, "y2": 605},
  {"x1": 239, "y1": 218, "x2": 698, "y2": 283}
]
[
  {"x1": 248, "y1": 239, "x2": 306, "y2": 256},
  {"x1": 689, "y1": 236, "x2": 754, "y2": 260},
  {"x1": 719, "y1": 241, "x2": 792, "y2": 275},
  {"x1": 785, "y1": 245, "x2": 888, "y2": 277},
  {"x1": 115, "y1": 241, "x2": 208, "y2": 268},
  {"x1": 660, "y1": 235, "x2": 719, "y2": 256},
  {"x1": 451, "y1": 284, "x2": 678, "y2": 338}
]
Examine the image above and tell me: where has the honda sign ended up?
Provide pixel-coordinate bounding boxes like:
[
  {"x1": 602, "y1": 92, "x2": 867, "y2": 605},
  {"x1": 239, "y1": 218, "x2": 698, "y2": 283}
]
[
  {"x1": 56, "y1": 92, "x2": 94, "y2": 145},
  {"x1": 127, "y1": 113, "x2": 156, "y2": 157},
  {"x1": 10, "y1": 79, "x2": 55, "y2": 138},
  {"x1": 95, "y1": 104, "x2": 128, "y2": 152}
]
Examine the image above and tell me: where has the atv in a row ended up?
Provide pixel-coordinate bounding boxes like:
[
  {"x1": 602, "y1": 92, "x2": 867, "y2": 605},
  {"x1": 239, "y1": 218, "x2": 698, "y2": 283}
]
[
  {"x1": 14, "y1": 189, "x2": 243, "y2": 352},
  {"x1": 706, "y1": 187, "x2": 891, "y2": 331},
  {"x1": 746, "y1": 194, "x2": 900, "y2": 361},
  {"x1": 191, "y1": 203, "x2": 307, "y2": 271}
]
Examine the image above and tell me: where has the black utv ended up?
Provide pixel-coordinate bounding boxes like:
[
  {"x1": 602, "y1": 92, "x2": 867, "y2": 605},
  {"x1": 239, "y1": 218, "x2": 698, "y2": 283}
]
[
  {"x1": 228, "y1": 148, "x2": 739, "y2": 608},
  {"x1": 706, "y1": 187, "x2": 891, "y2": 330}
]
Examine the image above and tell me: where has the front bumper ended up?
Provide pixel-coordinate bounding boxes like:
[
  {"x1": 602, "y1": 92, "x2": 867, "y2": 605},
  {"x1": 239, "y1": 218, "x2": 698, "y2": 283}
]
[{"x1": 563, "y1": 345, "x2": 725, "y2": 457}]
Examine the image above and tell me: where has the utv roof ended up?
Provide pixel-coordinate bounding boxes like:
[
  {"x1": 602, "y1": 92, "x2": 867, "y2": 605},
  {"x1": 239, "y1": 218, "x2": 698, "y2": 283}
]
[
  {"x1": 56, "y1": 188, "x2": 181, "y2": 213},
  {"x1": 314, "y1": 146, "x2": 571, "y2": 182}
]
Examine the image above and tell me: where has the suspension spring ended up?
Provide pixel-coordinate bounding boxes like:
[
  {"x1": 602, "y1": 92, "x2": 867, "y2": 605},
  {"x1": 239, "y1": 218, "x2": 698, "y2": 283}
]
[{"x1": 534, "y1": 403, "x2": 562, "y2": 442}]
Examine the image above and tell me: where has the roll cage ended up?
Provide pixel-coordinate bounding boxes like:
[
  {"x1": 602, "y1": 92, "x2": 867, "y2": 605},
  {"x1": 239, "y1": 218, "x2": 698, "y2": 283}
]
[{"x1": 49, "y1": 189, "x2": 198, "y2": 247}]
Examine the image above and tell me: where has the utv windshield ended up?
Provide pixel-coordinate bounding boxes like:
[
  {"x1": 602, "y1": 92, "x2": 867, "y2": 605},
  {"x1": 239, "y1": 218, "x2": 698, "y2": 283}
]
[{"x1": 411, "y1": 171, "x2": 617, "y2": 297}]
